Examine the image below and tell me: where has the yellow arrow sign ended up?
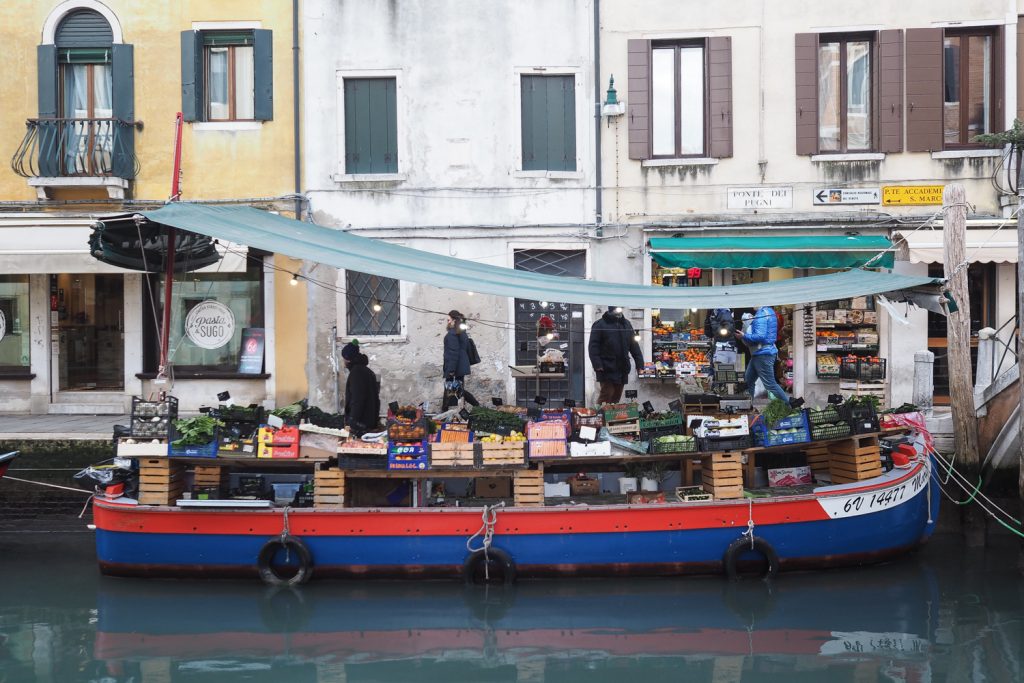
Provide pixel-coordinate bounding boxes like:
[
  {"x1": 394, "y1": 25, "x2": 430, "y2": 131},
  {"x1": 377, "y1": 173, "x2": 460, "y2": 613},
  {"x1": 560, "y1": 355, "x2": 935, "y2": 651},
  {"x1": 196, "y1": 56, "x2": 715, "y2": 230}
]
[{"x1": 882, "y1": 185, "x2": 944, "y2": 205}]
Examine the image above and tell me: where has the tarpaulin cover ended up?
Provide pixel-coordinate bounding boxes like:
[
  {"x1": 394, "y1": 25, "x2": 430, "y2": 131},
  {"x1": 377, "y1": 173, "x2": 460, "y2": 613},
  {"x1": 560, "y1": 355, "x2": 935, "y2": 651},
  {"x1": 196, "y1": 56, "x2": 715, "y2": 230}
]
[
  {"x1": 648, "y1": 235, "x2": 895, "y2": 269},
  {"x1": 109, "y1": 203, "x2": 940, "y2": 309}
]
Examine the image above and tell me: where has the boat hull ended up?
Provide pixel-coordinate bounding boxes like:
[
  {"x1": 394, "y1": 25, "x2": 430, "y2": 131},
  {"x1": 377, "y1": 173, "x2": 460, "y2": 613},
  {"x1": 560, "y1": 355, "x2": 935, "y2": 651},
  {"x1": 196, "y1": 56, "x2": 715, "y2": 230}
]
[{"x1": 94, "y1": 459, "x2": 938, "y2": 580}]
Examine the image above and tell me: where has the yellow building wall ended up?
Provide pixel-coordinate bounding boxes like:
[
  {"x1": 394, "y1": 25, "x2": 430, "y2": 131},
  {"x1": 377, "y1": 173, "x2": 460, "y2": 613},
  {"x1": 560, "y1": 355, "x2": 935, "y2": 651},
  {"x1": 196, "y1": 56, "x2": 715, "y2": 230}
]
[
  {"x1": 0, "y1": 0, "x2": 308, "y2": 403},
  {"x1": 274, "y1": 254, "x2": 308, "y2": 404}
]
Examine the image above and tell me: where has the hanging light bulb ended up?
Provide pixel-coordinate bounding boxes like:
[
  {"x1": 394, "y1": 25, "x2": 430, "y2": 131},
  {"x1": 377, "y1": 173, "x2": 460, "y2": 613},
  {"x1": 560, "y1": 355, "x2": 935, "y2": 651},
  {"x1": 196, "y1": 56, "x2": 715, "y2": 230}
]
[
  {"x1": 290, "y1": 274, "x2": 299, "y2": 286},
  {"x1": 614, "y1": 307, "x2": 623, "y2": 314},
  {"x1": 634, "y1": 334, "x2": 641, "y2": 342},
  {"x1": 372, "y1": 302, "x2": 382, "y2": 312},
  {"x1": 546, "y1": 332, "x2": 555, "y2": 340},
  {"x1": 540, "y1": 301, "x2": 548, "y2": 308},
  {"x1": 719, "y1": 327, "x2": 730, "y2": 337},
  {"x1": 459, "y1": 322, "x2": 468, "y2": 331},
  {"x1": 467, "y1": 291, "x2": 475, "y2": 296},
  {"x1": 690, "y1": 307, "x2": 698, "y2": 313}
]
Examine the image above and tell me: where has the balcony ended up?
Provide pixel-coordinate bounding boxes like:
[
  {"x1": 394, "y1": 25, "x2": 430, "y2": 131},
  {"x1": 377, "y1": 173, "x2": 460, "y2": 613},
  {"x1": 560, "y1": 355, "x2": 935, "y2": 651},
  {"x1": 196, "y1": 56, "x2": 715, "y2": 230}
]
[{"x1": 12, "y1": 118, "x2": 140, "y2": 199}]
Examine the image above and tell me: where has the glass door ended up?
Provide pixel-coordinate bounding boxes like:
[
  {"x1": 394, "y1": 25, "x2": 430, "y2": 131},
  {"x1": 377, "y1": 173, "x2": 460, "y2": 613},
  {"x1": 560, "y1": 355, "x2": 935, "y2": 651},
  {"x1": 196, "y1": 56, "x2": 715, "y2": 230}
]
[{"x1": 53, "y1": 274, "x2": 123, "y2": 391}]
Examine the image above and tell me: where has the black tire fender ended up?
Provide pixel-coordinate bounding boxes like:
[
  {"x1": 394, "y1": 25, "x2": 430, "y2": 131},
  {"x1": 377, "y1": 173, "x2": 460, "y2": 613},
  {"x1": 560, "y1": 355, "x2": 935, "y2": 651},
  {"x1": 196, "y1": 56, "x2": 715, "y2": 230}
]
[
  {"x1": 257, "y1": 536, "x2": 313, "y2": 586},
  {"x1": 723, "y1": 535, "x2": 779, "y2": 581},
  {"x1": 462, "y1": 547, "x2": 516, "y2": 585}
]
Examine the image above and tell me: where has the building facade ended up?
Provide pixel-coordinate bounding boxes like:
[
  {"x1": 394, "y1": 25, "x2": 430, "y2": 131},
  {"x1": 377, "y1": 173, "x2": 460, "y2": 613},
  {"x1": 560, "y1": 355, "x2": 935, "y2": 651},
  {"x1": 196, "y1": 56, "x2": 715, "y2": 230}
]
[{"x1": 0, "y1": 0, "x2": 306, "y2": 413}]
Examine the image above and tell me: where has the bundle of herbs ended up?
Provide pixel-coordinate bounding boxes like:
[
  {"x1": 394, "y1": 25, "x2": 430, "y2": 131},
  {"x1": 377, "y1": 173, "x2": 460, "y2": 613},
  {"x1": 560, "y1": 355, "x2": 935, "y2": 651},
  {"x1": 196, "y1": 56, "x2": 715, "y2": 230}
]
[{"x1": 171, "y1": 415, "x2": 224, "y2": 446}]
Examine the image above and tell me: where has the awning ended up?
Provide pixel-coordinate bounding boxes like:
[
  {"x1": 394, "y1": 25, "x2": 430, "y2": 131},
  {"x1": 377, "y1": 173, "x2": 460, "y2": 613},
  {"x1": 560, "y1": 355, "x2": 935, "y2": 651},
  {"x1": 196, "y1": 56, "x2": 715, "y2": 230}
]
[
  {"x1": 95, "y1": 203, "x2": 941, "y2": 310},
  {"x1": 648, "y1": 236, "x2": 894, "y2": 269},
  {"x1": 896, "y1": 229, "x2": 1018, "y2": 264}
]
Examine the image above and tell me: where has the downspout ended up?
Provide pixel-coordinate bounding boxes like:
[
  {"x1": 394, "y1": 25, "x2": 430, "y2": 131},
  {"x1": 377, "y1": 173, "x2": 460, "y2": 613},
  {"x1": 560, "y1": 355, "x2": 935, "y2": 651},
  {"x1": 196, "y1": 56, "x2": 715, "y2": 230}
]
[
  {"x1": 293, "y1": 0, "x2": 302, "y2": 220},
  {"x1": 593, "y1": 0, "x2": 603, "y2": 236}
]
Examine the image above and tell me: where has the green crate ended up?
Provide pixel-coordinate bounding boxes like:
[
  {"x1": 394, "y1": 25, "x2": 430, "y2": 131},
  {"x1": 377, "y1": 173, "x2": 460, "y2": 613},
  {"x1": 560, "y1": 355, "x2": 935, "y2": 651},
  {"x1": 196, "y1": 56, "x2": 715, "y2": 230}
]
[
  {"x1": 639, "y1": 413, "x2": 683, "y2": 430},
  {"x1": 602, "y1": 403, "x2": 640, "y2": 422}
]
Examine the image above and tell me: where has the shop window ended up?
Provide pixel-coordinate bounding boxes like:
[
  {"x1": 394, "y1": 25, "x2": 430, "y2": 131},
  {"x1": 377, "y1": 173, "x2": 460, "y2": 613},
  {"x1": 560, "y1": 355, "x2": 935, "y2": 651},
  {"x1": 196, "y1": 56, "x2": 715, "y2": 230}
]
[
  {"x1": 346, "y1": 272, "x2": 400, "y2": 336},
  {"x1": 144, "y1": 265, "x2": 264, "y2": 374},
  {"x1": 648, "y1": 263, "x2": 713, "y2": 380},
  {"x1": 0, "y1": 276, "x2": 30, "y2": 371}
]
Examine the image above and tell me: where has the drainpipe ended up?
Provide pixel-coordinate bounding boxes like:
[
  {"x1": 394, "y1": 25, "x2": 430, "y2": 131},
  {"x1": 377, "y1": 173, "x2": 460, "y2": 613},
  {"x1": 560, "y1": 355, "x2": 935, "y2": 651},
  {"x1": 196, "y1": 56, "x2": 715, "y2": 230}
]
[
  {"x1": 292, "y1": 0, "x2": 302, "y2": 220},
  {"x1": 593, "y1": 0, "x2": 602, "y2": 236}
]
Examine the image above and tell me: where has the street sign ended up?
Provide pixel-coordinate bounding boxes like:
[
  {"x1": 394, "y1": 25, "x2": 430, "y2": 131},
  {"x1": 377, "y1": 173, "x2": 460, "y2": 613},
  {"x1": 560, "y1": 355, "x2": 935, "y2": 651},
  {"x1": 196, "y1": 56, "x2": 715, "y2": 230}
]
[
  {"x1": 882, "y1": 185, "x2": 944, "y2": 205},
  {"x1": 813, "y1": 188, "x2": 880, "y2": 205},
  {"x1": 727, "y1": 186, "x2": 792, "y2": 209}
]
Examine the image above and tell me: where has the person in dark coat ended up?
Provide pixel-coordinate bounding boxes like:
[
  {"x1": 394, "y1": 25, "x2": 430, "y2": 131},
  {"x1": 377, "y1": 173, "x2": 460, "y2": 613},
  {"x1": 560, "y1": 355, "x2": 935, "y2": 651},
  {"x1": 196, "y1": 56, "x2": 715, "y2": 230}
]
[
  {"x1": 341, "y1": 340, "x2": 380, "y2": 436},
  {"x1": 442, "y1": 310, "x2": 480, "y2": 409},
  {"x1": 588, "y1": 306, "x2": 644, "y2": 404}
]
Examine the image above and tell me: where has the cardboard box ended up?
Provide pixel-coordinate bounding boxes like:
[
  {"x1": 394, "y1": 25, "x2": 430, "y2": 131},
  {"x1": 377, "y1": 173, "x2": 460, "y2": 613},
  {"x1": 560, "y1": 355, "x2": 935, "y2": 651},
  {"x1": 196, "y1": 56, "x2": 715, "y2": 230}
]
[
  {"x1": 768, "y1": 466, "x2": 813, "y2": 487},
  {"x1": 544, "y1": 481, "x2": 571, "y2": 497},
  {"x1": 257, "y1": 426, "x2": 300, "y2": 459},
  {"x1": 387, "y1": 441, "x2": 429, "y2": 470},
  {"x1": 568, "y1": 475, "x2": 600, "y2": 496},
  {"x1": 299, "y1": 431, "x2": 340, "y2": 461},
  {"x1": 476, "y1": 476, "x2": 511, "y2": 498},
  {"x1": 117, "y1": 439, "x2": 168, "y2": 457},
  {"x1": 569, "y1": 440, "x2": 612, "y2": 457}
]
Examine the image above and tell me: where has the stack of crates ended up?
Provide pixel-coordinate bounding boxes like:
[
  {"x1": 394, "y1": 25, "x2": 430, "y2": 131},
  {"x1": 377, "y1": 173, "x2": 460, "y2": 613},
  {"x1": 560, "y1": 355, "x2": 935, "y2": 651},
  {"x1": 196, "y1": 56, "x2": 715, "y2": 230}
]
[
  {"x1": 828, "y1": 435, "x2": 883, "y2": 483},
  {"x1": 513, "y1": 466, "x2": 544, "y2": 507},
  {"x1": 700, "y1": 452, "x2": 744, "y2": 499},
  {"x1": 191, "y1": 464, "x2": 227, "y2": 499},
  {"x1": 138, "y1": 458, "x2": 185, "y2": 505},
  {"x1": 314, "y1": 467, "x2": 345, "y2": 508}
]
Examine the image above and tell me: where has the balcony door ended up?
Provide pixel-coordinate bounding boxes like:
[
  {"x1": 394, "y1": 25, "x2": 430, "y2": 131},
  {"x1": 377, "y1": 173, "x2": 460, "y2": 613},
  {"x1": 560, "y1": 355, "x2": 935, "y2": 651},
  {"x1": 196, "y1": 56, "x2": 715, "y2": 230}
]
[{"x1": 60, "y1": 53, "x2": 112, "y2": 176}]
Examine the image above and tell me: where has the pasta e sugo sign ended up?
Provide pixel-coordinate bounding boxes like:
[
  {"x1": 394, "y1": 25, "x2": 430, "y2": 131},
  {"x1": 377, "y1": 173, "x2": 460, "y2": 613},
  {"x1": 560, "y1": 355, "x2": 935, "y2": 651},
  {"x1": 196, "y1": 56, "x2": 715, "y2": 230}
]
[{"x1": 184, "y1": 300, "x2": 235, "y2": 350}]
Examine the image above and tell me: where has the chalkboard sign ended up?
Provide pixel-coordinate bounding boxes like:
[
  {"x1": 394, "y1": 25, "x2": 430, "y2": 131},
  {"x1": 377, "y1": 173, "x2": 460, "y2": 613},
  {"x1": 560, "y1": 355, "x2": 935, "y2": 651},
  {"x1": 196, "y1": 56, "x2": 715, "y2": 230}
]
[{"x1": 237, "y1": 328, "x2": 265, "y2": 374}]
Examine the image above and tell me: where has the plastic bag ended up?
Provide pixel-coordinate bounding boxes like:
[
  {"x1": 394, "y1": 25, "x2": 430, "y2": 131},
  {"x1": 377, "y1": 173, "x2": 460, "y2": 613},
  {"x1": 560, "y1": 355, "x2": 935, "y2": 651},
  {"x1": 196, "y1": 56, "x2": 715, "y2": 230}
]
[{"x1": 74, "y1": 461, "x2": 134, "y2": 490}]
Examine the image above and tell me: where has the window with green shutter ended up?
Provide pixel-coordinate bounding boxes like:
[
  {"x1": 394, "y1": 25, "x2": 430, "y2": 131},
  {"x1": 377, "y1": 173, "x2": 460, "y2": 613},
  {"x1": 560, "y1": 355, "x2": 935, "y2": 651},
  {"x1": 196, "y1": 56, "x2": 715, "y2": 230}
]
[
  {"x1": 344, "y1": 78, "x2": 398, "y2": 174},
  {"x1": 520, "y1": 75, "x2": 576, "y2": 172},
  {"x1": 180, "y1": 29, "x2": 272, "y2": 122}
]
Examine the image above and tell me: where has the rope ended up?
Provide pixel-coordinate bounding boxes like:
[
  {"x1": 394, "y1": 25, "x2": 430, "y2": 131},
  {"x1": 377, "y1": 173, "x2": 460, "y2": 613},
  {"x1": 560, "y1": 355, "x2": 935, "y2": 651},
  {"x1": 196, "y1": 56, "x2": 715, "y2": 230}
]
[
  {"x1": 2, "y1": 475, "x2": 93, "y2": 494},
  {"x1": 466, "y1": 501, "x2": 505, "y2": 581},
  {"x1": 742, "y1": 497, "x2": 755, "y2": 549},
  {"x1": 280, "y1": 506, "x2": 292, "y2": 563}
]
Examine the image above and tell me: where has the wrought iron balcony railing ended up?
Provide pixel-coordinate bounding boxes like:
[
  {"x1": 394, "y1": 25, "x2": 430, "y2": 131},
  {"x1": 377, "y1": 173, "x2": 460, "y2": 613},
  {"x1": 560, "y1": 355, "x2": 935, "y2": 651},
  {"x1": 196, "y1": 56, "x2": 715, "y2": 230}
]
[{"x1": 11, "y1": 117, "x2": 140, "y2": 180}]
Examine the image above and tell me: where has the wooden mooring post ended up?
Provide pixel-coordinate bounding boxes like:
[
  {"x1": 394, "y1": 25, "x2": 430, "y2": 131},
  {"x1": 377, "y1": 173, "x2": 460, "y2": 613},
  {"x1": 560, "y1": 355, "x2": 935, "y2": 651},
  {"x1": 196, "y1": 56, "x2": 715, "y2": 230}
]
[{"x1": 943, "y1": 183, "x2": 984, "y2": 544}]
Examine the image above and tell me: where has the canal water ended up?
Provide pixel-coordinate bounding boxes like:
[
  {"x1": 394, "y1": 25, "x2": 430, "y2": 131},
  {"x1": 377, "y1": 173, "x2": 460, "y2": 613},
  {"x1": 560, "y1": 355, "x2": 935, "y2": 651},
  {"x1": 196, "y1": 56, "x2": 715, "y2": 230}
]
[{"x1": 0, "y1": 531, "x2": 1020, "y2": 682}]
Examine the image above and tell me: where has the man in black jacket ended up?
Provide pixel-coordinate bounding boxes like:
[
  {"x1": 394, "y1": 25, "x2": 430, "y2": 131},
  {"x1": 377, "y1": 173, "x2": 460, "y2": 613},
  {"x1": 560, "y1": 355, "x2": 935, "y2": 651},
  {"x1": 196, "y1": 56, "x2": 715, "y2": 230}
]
[
  {"x1": 588, "y1": 306, "x2": 644, "y2": 404},
  {"x1": 341, "y1": 340, "x2": 380, "y2": 436}
]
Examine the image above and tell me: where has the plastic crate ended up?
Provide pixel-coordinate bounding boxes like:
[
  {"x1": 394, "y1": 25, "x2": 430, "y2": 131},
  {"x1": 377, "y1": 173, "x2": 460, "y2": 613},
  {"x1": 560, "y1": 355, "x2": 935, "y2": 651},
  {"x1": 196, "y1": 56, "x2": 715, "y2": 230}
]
[
  {"x1": 527, "y1": 421, "x2": 568, "y2": 441},
  {"x1": 640, "y1": 424, "x2": 686, "y2": 440},
  {"x1": 337, "y1": 453, "x2": 387, "y2": 470},
  {"x1": 639, "y1": 412, "x2": 683, "y2": 430},
  {"x1": 858, "y1": 358, "x2": 887, "y2": 381},
  {"x1": 169, "y1": 433, "x2": 219, "y2": 458},
  {"x1": 539, "y1": 361, "x2": 566, "y2": 374},
  {"x1": 649, "y1": 436, "x2": 697, "y2": 453},
  {"x1": 132, "y1": 395, "x2": 179, "y2": 419},
  {"x1": 838, "y1": 402, "x2": 879, "y2": 434},
  {"x1": 602, "y1": 403, "x2": 640, "y2": 422},
  {"x1": 806, "y1": 405, "x2": 841, "y2": 426},
  {"x1": 697, "y1": 434, "x2": 752, "y2": 452},
  {"x1": 750, "y1": 412, "x2": 811, "y2": 447},
  {"x1": 839, "y1": 356, "x2": 861, "y2": 379},
  {"x1": 810, "y1": 422, "x2": 852, "y2": 441}
]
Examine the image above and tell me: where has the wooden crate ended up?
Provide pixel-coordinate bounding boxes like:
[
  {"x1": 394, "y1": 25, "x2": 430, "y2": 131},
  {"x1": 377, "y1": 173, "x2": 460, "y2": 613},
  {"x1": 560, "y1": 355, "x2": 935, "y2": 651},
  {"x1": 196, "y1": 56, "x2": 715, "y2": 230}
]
[
  {"x1": 829, "y1": 435, "x2": 880, "y2": 457},
  {"x1": 839, "y1": 380, "x2": 886, "y2": 401},
  {"x1": 314, "y1": 468, "x2": 345, "y2": 508},
  {"x1": 429, "y1": 442, "x2": 476, "y2": 468},
  {"x1": 606, "y1": 420, "x2": 640, "y2": 435},
  {"x1": 479, "y1": 442, "x2": 527, "y2": 467},
  {"x1": 138, "y1": 458, "x2": 185, "y2": 506},
  {"x1": 702, "y1": 482, "x2": 745, "y2": 499},
  {"x1": 192, "y1": 465, "x2": 226, "y2": 487},
  {"x1": 513, "y1": 466, "x2": 544, "y2": 507},
  {"x1": 700, "y1": 452, "x2": 744, "y2": 499}
]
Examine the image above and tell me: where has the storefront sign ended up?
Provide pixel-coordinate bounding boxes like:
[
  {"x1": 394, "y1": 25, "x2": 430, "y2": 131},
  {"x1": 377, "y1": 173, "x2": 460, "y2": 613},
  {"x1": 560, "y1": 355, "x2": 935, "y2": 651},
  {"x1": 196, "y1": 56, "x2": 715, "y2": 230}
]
[
  {"x1": 184, "y1": 300, "x2": 235, "y2": 349},
  {"x1": 813, "y1": 188, "x2": 880, "y2": 205},
  {"x1": 882, "y1": 185, "x2": 944, "y2": 205},
  {"x1": 727, "y1": 187, "x2": 793, "y2": 209},
  {"x1": 238, "y1": 328, "x2": 266, "y2": 374}
]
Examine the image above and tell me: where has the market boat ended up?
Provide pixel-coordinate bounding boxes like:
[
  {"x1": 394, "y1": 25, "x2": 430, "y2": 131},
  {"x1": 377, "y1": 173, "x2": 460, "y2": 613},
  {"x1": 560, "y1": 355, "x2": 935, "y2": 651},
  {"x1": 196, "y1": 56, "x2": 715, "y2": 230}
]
[
  {"x1": 93, "y1": 437, "x2": 937, "y2": 582},
  {"x1": 0, "y1": 451, "x2": 17, "y2": 479}
]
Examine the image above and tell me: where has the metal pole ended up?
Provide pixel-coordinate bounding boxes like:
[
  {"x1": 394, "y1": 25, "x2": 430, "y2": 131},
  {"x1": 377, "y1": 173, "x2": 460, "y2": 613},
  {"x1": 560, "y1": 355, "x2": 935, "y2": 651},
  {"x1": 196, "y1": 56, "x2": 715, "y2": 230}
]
[
  {"x1": 593, "y1": 0, "x2": 602, "y2": 236},
  {"x1": 158, "y1": 113, "x2": 184, "y2": 380}
]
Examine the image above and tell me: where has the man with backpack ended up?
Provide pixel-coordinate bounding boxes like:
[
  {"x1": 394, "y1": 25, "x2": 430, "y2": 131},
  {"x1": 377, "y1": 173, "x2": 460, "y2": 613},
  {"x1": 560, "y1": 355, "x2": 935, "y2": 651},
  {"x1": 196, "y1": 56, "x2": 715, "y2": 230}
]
[{"x1": 442, "y1": 310, "x2": 481, "y2": 409}]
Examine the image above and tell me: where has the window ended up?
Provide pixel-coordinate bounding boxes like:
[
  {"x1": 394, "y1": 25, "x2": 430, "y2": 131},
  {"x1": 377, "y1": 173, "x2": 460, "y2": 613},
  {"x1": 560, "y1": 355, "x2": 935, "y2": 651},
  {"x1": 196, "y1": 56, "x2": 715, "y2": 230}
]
[
  {"x1": 144, "y1": 264, "x2": 264, "y2": 374},
  {"x1": 0, "y1": 276, "x2": 30, "y2": 371},
  {"x1": 520, "y1": 75, "x2": 576, "y2": 171},
  {"x1": 943, "y1": 31, "x2": 993, "y2": 146},
  {"x1": 346, "y1": 272, "x2": 400, "y2": 336},
  {"x1": 652, "y1": 43, "x2": 705, "y2": 157},
  {"x1": 627, "y1": 38, "x2": 731, "y2": 161},
  {"x1": 59, "y1": 47, "x2": 113, "y2": 175},
  {"x1": 181, "y1": 28, "x2": 272, "y2": 123},
  {"x1": 343, "y1": 78, "x2": 398, "y2": 174},
  {"x1": 204, "y1": 33, "x2": 254, "y2": 121},
  {"x1": 817, "y1": 36, "x2": 872, "y2": 152}
]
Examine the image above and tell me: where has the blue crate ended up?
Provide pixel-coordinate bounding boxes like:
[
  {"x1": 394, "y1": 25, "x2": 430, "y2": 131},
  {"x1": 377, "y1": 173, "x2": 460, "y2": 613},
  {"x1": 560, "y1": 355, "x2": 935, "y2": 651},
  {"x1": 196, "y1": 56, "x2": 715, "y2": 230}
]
[
  {"x1": 387, "y1": 441, "x2": 429, "y2": 470},
  {"x1": 169, "y1": 439, "x2": 219, "y2": 458},
  {"x1": 750, "y1": 412, "x2": 811, "y2": 447}
]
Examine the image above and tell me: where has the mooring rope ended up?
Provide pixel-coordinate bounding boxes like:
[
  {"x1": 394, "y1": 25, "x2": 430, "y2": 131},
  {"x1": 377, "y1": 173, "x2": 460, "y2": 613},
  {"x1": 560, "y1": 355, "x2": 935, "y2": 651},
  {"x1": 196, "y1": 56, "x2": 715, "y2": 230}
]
[
  {"x1": 2, "y1": 475, "x2": 92, "y2": 494},
  {"x1": 467, "y1": 501, "x2": 505, "y2": 581},
  {"x1": 742, "y1": 497, "x2": 755, "y2": 549}
]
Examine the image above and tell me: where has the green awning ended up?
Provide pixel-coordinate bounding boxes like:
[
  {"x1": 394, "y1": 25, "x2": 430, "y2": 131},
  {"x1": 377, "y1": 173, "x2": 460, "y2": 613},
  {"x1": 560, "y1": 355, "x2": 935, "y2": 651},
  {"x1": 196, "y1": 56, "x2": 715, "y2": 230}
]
[
  {"x1": 648, "y1": 236, "x2": 894, "y2": 269},
  {"x1": 96, "y1": 204, "x2": 939, "y2": 310}
]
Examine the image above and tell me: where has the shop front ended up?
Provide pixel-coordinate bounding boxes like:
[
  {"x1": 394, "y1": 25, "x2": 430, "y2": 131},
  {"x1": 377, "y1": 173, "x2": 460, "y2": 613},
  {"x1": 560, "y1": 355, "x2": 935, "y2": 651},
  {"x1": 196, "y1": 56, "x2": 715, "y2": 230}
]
[{"x1": 643, "y1": 234, "x2": 894, "y2": 407}]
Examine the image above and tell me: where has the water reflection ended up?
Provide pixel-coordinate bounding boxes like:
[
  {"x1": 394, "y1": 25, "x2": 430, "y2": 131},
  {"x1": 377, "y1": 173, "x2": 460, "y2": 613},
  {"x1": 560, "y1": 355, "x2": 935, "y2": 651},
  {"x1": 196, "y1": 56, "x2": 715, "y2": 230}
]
[{"x1": 0, "y1": 534, "x2": 1021, "y2": 682}]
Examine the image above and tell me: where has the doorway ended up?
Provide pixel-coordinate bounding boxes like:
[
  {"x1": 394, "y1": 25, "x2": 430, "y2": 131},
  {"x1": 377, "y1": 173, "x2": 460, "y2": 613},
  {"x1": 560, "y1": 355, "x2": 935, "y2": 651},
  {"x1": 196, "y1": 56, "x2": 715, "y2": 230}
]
[{"x1": 52, "y1": 274, "x2": 124, "y2": 391}]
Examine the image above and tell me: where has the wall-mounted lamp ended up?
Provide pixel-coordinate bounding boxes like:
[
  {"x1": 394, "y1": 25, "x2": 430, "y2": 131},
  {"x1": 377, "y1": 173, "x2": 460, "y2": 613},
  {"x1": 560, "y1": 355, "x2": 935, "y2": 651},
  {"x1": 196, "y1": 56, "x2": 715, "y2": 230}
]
[{"x1": 601, "y1": 75, "x2": 626, "y2": 117}]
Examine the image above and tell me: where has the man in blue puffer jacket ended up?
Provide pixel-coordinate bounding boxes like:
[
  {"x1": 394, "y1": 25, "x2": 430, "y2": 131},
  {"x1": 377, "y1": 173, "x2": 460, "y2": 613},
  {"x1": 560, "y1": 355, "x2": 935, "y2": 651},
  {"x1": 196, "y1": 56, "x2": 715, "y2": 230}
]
[{"x1": 735, "y1": 306, "x2": 791, "y2": 404}]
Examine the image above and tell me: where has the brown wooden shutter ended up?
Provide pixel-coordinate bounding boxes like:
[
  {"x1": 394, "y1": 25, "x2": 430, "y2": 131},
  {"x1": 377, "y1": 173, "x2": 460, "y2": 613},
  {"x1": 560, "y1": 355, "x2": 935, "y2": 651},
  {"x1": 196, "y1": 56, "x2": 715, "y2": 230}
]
[
  {"x1": 627, "y1": 39, "x2": 651, "y2": 160},
  {"x1": 794, "y1": 33, "x2": 818, "y2": 155},
  {"x1": 878, "y1": 29, "x2": 904, "y2": 153},
  {"x1": 1017, "y1": 18, "x2": 1024, "y2": 122},
  {"x1": 905, "y1": 28, "x2": 943, "y2": 152},
  {"x1": 708, "y1": 36, "x2": 733, "y2": 158}
]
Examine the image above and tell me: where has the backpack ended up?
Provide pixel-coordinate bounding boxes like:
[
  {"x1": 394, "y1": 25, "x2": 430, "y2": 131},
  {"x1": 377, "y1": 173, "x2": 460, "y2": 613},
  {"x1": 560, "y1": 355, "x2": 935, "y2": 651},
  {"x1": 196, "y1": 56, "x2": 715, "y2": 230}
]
[{"x1": 466, "y1": 336, "x2": 481, "y2": 365}]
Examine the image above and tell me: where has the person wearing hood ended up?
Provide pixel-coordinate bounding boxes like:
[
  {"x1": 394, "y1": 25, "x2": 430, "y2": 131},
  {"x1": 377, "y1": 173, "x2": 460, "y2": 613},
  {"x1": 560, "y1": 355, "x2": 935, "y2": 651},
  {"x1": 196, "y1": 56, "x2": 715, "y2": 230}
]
[
  {"x1": 442, "y1": 310, "x2": 480, "y2": 409},
  {"x1": 341, "y1": 339, "x2": 380, "y2": 436},
  {"x1": 588, "y1": 306, "x2": 644, "y2": 404},
  {"x1": 734, "y1": 306, "x2": 797, "y2": 406}
]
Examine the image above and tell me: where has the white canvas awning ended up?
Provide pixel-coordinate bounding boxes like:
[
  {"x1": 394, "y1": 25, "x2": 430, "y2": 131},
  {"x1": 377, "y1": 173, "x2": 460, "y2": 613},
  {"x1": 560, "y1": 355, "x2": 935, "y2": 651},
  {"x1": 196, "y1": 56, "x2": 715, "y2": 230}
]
[{"x1": 896, "y1": 226, "x2": 1018, "y2": 264}]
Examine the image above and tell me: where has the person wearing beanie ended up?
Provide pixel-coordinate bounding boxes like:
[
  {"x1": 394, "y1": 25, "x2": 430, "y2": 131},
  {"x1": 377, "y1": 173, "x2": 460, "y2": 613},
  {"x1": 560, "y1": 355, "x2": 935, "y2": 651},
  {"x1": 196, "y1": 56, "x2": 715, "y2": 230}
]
[
  {"x1": 588, "y1": 305, "x2": 643, "y2": 404},
  {"x1": 442, "y1": 310, "x2": 480, "y2": 409},
  {"x1": 341, "y1": 339, "x2": 380, "y2": 436}
]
